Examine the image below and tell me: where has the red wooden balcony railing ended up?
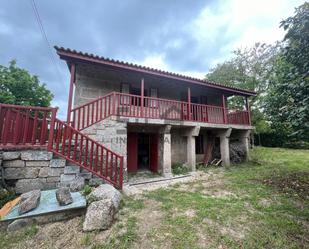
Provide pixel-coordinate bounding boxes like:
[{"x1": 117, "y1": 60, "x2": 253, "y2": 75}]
[
  {"x1": 49, "y1": 119, "x2": 123, "y2": 188},
  {"x1": 0, "y1": 103, "x2": 57, "y2": 149},
  {"x1": 70, "y1": 92, "x2": 251, "y2": 130},
  {"x1": 227, "y1": 110, "x2": 250, "y2": 125}
]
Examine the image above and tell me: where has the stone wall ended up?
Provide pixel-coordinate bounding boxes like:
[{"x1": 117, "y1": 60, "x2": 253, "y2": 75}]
[
  {"x1": 1, "y1": 150, "x2": 65, "y2": 193},
  {"x1": 83, "y1": 117, "x2": 128, "y2": 180},
  {"x1": 171, "y1": 129, "x2": 187, "y2": 165}
]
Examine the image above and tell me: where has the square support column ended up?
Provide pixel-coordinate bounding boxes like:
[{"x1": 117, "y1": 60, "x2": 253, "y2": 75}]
[
  {"x1": 184, "y1": 126, "x2": 200, "y2": 171},
  {"x1": 159, "y1": 125, "x2": 172, "y2": 177},
  {"x1": 219, "y1": 128, "x2": 232, "y2": 167},
  {"x1": 239, "y1": 130, "x2": 251, "y2": 161}
]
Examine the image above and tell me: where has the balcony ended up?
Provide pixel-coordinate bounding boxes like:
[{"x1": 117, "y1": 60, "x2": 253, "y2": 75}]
[{"x1": 71, "y1": 92, "x2": 251, "y2": 130}]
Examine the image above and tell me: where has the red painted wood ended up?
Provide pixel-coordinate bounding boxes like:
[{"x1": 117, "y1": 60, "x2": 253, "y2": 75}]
[
  {"x1": 67, "y1": 64, "x2": 75, "y2": 124},
  {"x1": 149, "y1": 133, "x2": 158, "y2": 173},
  {"x1": 127, "y1": 132, "x2": 138, "y2": 173}
]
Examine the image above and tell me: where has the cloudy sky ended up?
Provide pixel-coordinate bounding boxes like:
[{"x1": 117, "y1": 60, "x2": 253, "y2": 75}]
[{"x1": 0, "y1": 0, "x2": 304, "y2": 118}]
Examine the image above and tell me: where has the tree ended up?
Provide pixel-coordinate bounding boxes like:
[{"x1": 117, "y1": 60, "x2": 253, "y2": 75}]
[
  {"x1": 0, "y1": 60, "x2": 53, "y2": 107},
  {"x1": 206, "y1": 43, "x2": 280, "y2": 133},
  {"x1": 265, "y1": 3, "x2": 309, "y2": 141}
]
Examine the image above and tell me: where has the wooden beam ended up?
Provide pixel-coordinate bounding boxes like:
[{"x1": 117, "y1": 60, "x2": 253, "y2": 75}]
[
  {"x1": 246, "y1": 97, "x2": 251, "y2": 125},
  {"x1": 222, "y1": 94, "x2": 227, "y2": 124},
  {"x1": 188, "y1": 87, "x2": 191, "y2": 120},
  {"x1": 67, "y1": 63, "x2": 75, "y2": 124},
  {"x1": 141, "y1": 78, "x2": 144, "y2": 117}
]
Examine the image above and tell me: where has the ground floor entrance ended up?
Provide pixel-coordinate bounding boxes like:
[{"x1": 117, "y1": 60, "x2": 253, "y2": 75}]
[{"x1": 127, "y1": 132, "x2": 158, "y2": 173}]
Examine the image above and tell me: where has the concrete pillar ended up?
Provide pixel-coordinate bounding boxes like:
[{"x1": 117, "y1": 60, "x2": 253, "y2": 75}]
[
  {"x1": 159, "y1": 125, "x2": 172, "y2": 177},
  {"x1": 184, "y1": 126, "x2": 200, "y2": 171},
  {"x1": 219, "y1": 128, "x2": 232, "y2": 166},
  {"x1": 239, "y1": 130, "x2": 251, "y2": 161}
]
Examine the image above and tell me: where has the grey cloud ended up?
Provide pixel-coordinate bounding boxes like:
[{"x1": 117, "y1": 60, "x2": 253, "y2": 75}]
[{"x1": 1, "y1": 0, "x2": 222, "y2": 117}]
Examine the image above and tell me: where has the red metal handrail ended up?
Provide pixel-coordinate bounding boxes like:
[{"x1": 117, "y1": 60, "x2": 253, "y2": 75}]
[
  {"x1": 70, "y1": 92, "x2": 114, "y2": 130},
  {"x1": 49, "y1": 118, "x2": 123, "y2": 188},
  {"x1": 0, "y1": 104, "x2": 57, "y2": 149}
]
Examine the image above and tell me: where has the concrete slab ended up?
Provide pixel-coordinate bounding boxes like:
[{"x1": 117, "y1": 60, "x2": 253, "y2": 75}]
[{"x1": 2, "y1": 189, "x2": 86, "y2": 221}]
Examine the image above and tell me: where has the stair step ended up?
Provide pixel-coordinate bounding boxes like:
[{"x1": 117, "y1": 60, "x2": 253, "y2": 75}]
[{"x1": 64, "y1": 165, "x2": 80, "y2": 174}]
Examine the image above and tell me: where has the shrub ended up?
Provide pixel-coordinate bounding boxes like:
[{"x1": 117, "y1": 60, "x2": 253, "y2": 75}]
[{"x1": 172, "y1": 163, "x2": 189, "y2": 175}]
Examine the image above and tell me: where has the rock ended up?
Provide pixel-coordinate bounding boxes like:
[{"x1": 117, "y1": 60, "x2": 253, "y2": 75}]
[
  {"x1": 15, "y1": 178, "x2": 46, "y2": 194},
  {"x1": 50, "y1": 159, "x2": 66, "y2": 168},
  {"x1": 7, "y1": 218, "x2": 35, "y2": 232},
  {"x1": 229, "y1": 142, "x2": 246, "y2": 163},
  {"x1": 2, "y1": 151, "x2": 21, "y2": 160},
  {"x1": 4, "y1": 167, "x2": 39, "y2": 179},
  {"x1": 83, "y1": 199, "x2": 115, "y2": 231},
  {"x1": 69, "y1": 176, "x2": 85, "y2": 192},
  {"x1": 26, "y1": 161, "x2": 50, "y2": 167},
  {"x1": 21, "y1": 150, "x2": 53, "y2": 161},
  {"x1": 89, "y1": 177, "x2": 104, "y2": 187},
  {"x1": 64, "y1": 165, "x2": 80, "y2": 174},
  {"x1": 87, "y1": 184, "x2": 122, "y2": 210},
  {"x1": 56, "y1": 187, "x2": 73, "y2": 206},
  {"x1": 78, "y1": 172, "x2": 92, "y2": 180},
  {"x1": 60, "y1": 174, "x2": 76, "y2": 182},
  {"x1": 3, "y1": 160, "x2": 25, "y2": 168},
  {"x1": 48, "y1": 167, "x2": 64, "y2": 177},
  {"x1": 18, "y1": 190, "x2": 41, "y2": 214}
]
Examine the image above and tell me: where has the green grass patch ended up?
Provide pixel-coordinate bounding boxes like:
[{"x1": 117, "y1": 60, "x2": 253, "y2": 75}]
[
  {"x1": 172, "y1": 163, "x2": 189, "y2": 175},
  {"x1": 0, "y1": 225, "x2": 38, "y2": 249}
]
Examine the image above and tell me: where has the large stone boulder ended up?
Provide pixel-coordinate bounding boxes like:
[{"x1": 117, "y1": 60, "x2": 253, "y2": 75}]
[
  {"x1": 87, "y1": 184, "x2": 122, "y2": 209},
  {"x1": 69, "y1": 176, "x2": 85, "y2": 192},
  {"x1": 18, "y1": 190, "x2": 41, "y2": 214},
  {"x1": 56, "y1": 187, "x2": 73, "y2": 206},
  {"x1": 83, "y1": 199, "x2": 115, "y2": 231},
  {"x1": 7, "y1": 218, "x2": 34, "y2": 232}
]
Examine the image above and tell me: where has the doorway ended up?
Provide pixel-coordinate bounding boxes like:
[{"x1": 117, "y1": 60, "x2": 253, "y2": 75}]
[{"x1": 127, "y1": 132, "x2": 158, "y2": 173}]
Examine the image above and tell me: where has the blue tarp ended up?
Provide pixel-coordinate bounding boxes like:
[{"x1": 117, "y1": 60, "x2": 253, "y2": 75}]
[{"x1": 2, "y1": 189, "x2": 86, "y2": 221}]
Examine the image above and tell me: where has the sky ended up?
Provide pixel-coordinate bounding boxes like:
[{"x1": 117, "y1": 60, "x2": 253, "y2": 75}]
[{"x1": 0, "y1": 0, "x2": 304, "y2": 119}]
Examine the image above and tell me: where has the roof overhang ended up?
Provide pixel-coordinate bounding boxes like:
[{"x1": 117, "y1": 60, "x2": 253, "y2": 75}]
[{"x1": 55, "y1": 46, "x2": 257, "y2": 97}]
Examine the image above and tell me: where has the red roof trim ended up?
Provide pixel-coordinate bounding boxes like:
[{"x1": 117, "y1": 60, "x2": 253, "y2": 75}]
[{"x1": 54, "y1": 46, "x2": 256, "y2": 96}]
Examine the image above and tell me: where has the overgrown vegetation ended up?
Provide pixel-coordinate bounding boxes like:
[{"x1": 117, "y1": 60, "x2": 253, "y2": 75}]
[
  {"x1": 172, "y1": 163, "x2": 189, "y2": 175},
  {"x1": 0, "y1": 189, "x2": 17, "y2": 209},
  {"x1": 206, "y1": 2, "x2": 309, "y2": 147}
]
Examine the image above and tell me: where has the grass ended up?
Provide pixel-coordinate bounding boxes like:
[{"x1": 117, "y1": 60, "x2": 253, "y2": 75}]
[
  {"x1": 0, "y1": 147, "x2": 308, "y2": 249},
  {"x1": 0, "y1": 225, "x2": 38, "y2": 248},
  {"x1": 144, "y1": 147, "x2": 309, "y2": 248}
]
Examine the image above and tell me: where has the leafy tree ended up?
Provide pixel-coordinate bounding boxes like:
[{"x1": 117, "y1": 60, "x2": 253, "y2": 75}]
[
  {"x1": 0, "y1": 60, "x2": 53, "y2": 107},
  {"x1": 206, "y1": 43, "x2": 280, "y2": 133},
  {"x1": 265, "y1": 3, "x2": 309, "y2": 141}
]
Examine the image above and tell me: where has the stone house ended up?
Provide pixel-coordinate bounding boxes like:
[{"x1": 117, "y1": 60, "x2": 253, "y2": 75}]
[{"x1": 0, "y1": 47, "x2": 255, "y2": 192}]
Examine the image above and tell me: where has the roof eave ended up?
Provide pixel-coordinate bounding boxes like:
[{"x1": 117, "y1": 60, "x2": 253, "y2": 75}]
[{"x1": 55, "y1": 47, "x2": 257, "y2": 97}]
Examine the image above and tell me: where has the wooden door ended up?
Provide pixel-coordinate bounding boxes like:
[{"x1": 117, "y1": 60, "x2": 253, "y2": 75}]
[
  {"x1": 149, "y1": 133, "x2": 159, "y2": 173},
  {"x1": 127, "y1": 133, "x2": 138, "y2": 173}
]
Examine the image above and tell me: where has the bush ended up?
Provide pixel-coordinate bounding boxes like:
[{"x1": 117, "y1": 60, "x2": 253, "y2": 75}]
[
  {"x1": 172, "y1": 163, "x2": 189, "y2": 175},
  {"x1": 0, "y1": 188, "x2": 17, "y2": 208}
]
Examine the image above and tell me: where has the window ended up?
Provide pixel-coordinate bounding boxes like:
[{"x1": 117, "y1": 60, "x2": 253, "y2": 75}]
[
  {"x1": 121, "y1": 83, "x2": 130, "y2": 105},
  {"x1": 195, "y1": 135, "x2": 204, "y2": 154},
  {"x1": 149, "y1": 88, "x2": 158, "y2": 107}
]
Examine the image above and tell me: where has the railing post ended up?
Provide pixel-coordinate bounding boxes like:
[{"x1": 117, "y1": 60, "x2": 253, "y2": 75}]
[
  {"x1": 112, "y1": 92, "x2": 116, "y2": 115},
  {"x1": 48, "y1": 107, "x2": 58, "y2": 151},
  {"x1": 141, "y1": 78, "x2": 144, "y2": 118},
  {"x1": 222, "y1": 94, "x2": 227, "y2": 124},
  {"x1": 119, "y1": 155, "x2": 124, "y2": 189},
  {"x1": 67, "y1": 63, "x2": 75, "y2": 124},
  {"x1": 188, "y1": 87, "x2": 191, "y2": 120},
  {"x1": 246, "y1": 97, "x2": 251, "y2": 125}
]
